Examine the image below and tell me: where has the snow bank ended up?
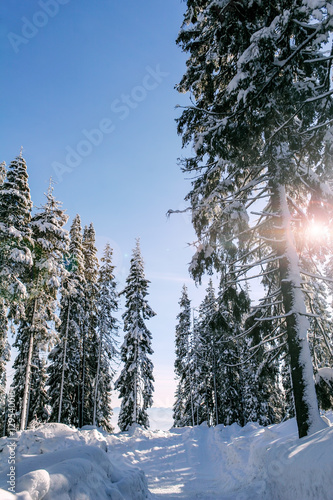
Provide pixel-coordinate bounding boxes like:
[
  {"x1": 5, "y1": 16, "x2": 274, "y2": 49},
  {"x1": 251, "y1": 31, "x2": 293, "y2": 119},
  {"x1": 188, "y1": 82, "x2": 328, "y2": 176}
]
[
  {"x1": 107, "y1": 413, "x2": 333, "y2": 499},
  {"x1": 266, "y1": 425, "x2": 333, "y2": 500},
  {"x1": 0, "y1": 415, "x2": 332, "y2": 499},
  {"x1": 0, "y1": 423, "x2": 150, "y2": 500}
]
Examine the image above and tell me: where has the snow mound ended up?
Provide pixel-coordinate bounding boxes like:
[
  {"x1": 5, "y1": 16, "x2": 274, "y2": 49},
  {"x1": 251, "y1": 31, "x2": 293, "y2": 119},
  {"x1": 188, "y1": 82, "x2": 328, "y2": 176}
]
[
  {"x1": 107, "y1": 414, "x2": 333, "y2": 499},
  {"x1": 266, "y1": 426, "x2": 333, "y2": 500},
  {"x1": 1, "y1": 415, "x2": 333, "y2": 499},
  {"x1": 0, "y1": 423, "x2": 150, "y2": 500}
]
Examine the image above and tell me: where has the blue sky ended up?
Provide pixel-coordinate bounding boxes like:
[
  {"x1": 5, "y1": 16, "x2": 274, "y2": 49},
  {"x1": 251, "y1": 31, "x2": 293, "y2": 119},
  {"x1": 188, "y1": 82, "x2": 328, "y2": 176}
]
[{"x1": 1, "y1": 0, "x2": 216, "y2": 407}]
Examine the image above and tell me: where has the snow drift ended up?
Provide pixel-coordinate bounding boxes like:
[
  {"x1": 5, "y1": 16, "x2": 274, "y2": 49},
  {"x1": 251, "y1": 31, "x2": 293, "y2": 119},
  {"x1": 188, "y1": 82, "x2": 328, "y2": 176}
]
[
  {"x1": 0, "y1": 423, "x2": 149, "y2": 500},
  {"x1": 0, "y1": 413, "x2": 332, "y2": 499}
]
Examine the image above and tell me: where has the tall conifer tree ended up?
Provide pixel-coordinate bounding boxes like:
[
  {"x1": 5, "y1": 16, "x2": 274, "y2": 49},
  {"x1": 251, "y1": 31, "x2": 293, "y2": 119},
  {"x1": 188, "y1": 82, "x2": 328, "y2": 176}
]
[
  {"x1": 81, "y1": 223, "x2": 99, "y2": 426},
  {"x1": 48, "y1": 214, "x2": 85, "y2": 427},
  {"x1": 0, "y1": 154, "x2": 33, "y2": 310},
  {"x1": 0, "y1": 161, "x2": 9, "y2": 434},
  {"x1": 115, "y1": 240, "x2": 155, "y2": 431},
  {"x1": 173, "y1": 284, "x2": 193, "y2": 427},
  {"x1": 12, "y1": 184, "x2": 68, "y2": 429},
  {"x1": 93, "y1": 243, "x2": 119, "y2": 431},
  {"x1": 174, "y1": 0, "x2": 333, "y2": 437}
]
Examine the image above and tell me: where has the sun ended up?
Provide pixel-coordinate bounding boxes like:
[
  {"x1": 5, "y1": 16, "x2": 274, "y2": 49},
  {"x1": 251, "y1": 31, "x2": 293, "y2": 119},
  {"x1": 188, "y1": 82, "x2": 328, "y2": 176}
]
[{"x1": 305, "y1": 220, "x2": 330, "y2": 243}]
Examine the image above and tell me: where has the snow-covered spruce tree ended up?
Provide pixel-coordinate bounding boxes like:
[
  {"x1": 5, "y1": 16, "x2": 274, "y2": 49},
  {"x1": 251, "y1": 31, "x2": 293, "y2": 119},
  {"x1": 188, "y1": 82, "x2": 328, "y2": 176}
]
[
  {"x1": 242, "y1": 307, "x2": 285, "y2": 426},
  {"x1": 174, "y1": 0, "x2": 333, "y2": 438},
  {"x1": 0, "y1": 154, "x2": 32, "y2": 429},
  {"x1": 93, "y1": 243, "x2": 119, "y2": 432},
  {"x1": 48, "y1": 214, "x2": 85, "y2": 427},
  {"x1": 27, "y1": 355, "x2": 49, "y2": 427},
  {"x1": 115, "y1": 239, "x2": 155, "y2": 431},
  {"x1": 195, "y1": 280, "x2": 220, "y2": 426},
  {"x1": 0, "y1": 162, "x2": 9, "y2": 435},
  {"x1": 186, "y1": 315, "x2": 207, "y2": 426},
  {"x1": 0, "y1": 162, "x2": 6, "y2": 185},
  {"x1": 0, "y1": 154, "x2": 33, "y2": 311},
  {"x1": 12, "y1": 184, "x2": 69, "y2": 430},
  {"x1": 173, "y1": 284, "x2": 194, "y2": 427},
  {"x1": 81, "y1": 223, "x2": 99, "y2": 427},
  {"x1": 210, "y1": 280, "x2": 251, "y2": 427},
  {"x1": 0, "y1": 300, "x2": 10, "y2": 435}
]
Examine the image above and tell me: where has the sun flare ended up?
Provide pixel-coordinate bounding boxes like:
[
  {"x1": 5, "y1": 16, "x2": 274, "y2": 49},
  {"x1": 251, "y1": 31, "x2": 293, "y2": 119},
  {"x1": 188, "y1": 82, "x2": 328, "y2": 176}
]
[{"x1": 305, "y1": 221, "x2": 330, "y2": 242}]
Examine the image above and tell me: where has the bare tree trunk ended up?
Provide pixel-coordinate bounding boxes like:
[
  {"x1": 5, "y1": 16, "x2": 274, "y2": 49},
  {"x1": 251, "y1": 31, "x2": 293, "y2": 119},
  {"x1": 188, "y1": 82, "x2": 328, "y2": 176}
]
[
  {"x1": 93, "y1": 329, "x2": 102, "y2": 427},
  {"x1": 58, "y1": 297, "x2": 70, "y2": 423},
  {"x1": 189, "y1": 381, "x2": 195, "y2": 427},
  {"x1": 271, "y1": 184, "x2": 326, "y2": 437},
  {"x1": 81, "y1": 334, "x2": 86, "y2": 428},
  {"x1": 20, "y1": 298, "x2": 37, "y2": 431},
  {"x1": 212, "y1": 352, "x2": 219, "y2": 426},
  {"x1": 188, "y1": 333, "x2": 195, "y2": 426},
  {"x1": 3, "y1": 393, "x2": 8, "y2": 437},
  {"x1": 134, "y1": 320, "x2": 138, "y2": 425}
]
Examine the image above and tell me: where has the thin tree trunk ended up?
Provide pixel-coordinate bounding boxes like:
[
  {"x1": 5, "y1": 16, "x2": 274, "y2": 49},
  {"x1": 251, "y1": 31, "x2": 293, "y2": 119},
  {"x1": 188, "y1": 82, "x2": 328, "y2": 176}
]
[
  {"x1": 93, "y1": 329, "x2": 103, "y2": 427},
  {"x1": 3, "y1": 393, "x2": 8, "y2": 437},
  {"x1": 58, "y1": 297, "x2": 70, "y2": 423},
  {"x1": 81, "y1": 335, "x2": 86, "y2": 428},
  {"x1": 134, "y1": 319, "x2": 138, "y2": 424},
  {"x1": 189, "y1": 375, "x2": 195, "y2": 427},
  {"x1": 271, "y1": 184, "x2": 325, "y2": 437},
  {"x1": 188, "y1": 335, "x2": 195, "y2": 426},
  {"x1": 213, "y1": 355, "x2": 219, "y2": 426},
  {"x1": 20, "y1": 298, "x2": 37, "y2": 431},
  {"x1": 25, "y1": 383, "x2": 31, "y2": 429}
]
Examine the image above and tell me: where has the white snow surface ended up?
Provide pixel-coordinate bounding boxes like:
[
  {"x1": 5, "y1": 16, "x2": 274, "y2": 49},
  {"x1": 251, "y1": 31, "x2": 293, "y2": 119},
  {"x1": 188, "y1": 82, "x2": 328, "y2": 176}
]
[
  {"x1": 0, "y1": 413, "x2": 332, "y2": 500},
  {"x1": 315, "y1": 367, "x2": 333, "y2": 384}
]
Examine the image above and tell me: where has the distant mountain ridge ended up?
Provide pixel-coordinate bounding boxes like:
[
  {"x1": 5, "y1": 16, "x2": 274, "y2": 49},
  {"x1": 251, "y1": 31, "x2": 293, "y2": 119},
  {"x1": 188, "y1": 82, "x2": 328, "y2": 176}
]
[{"x1": 111, "y1": 407, "x2": 173, "y2": 432}]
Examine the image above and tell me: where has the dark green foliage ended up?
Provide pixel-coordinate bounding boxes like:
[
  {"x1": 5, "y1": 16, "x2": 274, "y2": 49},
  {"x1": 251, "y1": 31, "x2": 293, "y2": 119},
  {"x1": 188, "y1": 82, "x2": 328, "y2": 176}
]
[
  {"x1": 94, "y1": 243, "x2": 119, "y2": 432},
  {"x1": 173, "y1": 285, "x2": 194, "y2": 427},
  {"x1": 115, "y1": 240, "x2": 155, "y2": 431},
  {"x1": 48, "y1": 214, "x2": 85, "y2": 427},
  {"x1": 176, "y1": 0, "x2": 333, "y2": 437},
  {"x1": 81, "y1": 223, "x2": 99, "y2": 427},
  {"x1": 0, "y1": 154, "x2": 32, "y2": 315}
]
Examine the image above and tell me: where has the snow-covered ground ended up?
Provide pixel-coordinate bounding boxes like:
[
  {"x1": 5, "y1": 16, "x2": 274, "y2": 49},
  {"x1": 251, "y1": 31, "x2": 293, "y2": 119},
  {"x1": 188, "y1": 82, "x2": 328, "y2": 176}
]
[{"x1": 0, "y1": 412, "x2": 332, "y2": 500}]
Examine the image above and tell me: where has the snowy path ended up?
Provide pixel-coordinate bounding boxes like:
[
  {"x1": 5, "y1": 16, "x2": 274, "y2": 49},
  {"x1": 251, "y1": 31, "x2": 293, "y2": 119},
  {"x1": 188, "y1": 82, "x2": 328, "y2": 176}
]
[
  {"x1": 1, "y1": 417, "x2": 333, "y2": 499},
  {"x1": 107, "y1": 424, "x2": 268, "y2": 499}
]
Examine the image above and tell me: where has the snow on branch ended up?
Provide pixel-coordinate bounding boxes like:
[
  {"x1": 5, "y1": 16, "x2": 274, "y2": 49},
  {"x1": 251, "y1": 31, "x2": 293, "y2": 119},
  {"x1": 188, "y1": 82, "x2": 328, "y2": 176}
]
[
  {"x1": 254, "y1": 311, "x2": 292, "y2": 322},
  {"x1": 300, "y1": 269, "x2": 333, "y2": 283},
  {"x1": 304, "y1": 54, "x2": 333, "y2": 63},
  {"x1": 315, "y1": 367, "x2": 333, "y2": 385},
  {"x1": 302, "y1": 118, "x2": 333, "y2": 134}
]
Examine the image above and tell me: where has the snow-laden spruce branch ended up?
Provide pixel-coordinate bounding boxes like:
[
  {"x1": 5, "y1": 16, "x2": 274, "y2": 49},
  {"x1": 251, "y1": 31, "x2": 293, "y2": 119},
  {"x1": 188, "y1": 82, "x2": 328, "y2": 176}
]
[
  {"x1": 299, "y1": 269, "x2": 333, "y2": 283},
  {"x1": 301, "y1": 118, "x2": 333, "y2": 134},
  {"x1": 248, "y1": 330, "x2": 287, "y2": 352},
  {"x1": 269, "y1": 89, "x2": 333, "y2": 142},
  {"x1": 181, "y1": 13, "x2": 330, "y2": 130},
  {"x1": 219, "y1": 339, "x2": 288, "y2": 368},
  {"x1": 304, "y1": 54, "x2": 333, "y2": 63},
  {"x1": 247, "y1": 18, "x2": 329, "y2": 107}
]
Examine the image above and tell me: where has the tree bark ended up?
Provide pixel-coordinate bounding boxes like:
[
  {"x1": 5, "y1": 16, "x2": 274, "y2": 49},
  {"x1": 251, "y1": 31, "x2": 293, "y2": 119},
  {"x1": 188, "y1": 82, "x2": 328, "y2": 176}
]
[
  {"x1": 271, "y1": 184, "x2": 326, "y2": 437},
  {"x1": 93, "y1": 328, "x2": 102, "y2": 427},
  {"x1": 20, "y1": 298, "x2": 37, "y2": 431},
  {"x1": 58, "y1": 297, "x2": 70, "y2": 423}
]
